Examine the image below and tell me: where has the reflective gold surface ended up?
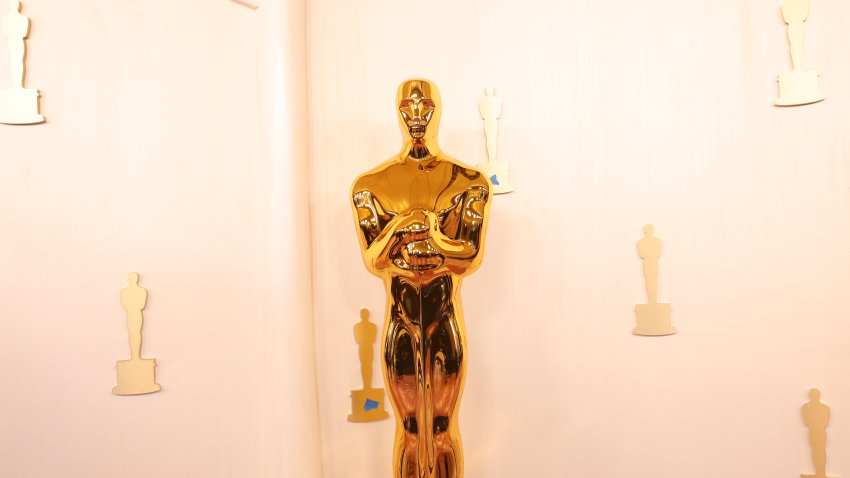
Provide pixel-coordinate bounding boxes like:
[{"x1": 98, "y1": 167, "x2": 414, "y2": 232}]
[{"x1": 351, "y1": 79, "x2": 490, "y2": 478}]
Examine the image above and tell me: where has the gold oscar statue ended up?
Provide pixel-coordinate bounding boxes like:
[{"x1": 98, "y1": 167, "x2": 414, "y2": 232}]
[
  {"x1": 351, "y1": 79, "x2": 491, "y2": 478},
  {"x1": 113, "y1": 272, "x2": 161, "y2": 395},
  {"x1": 348, "y1": 308, "x2": 390, "y2": 422},
  {"x1": 801, "y1": 389, "x2": 837, "y2": 478},
  {"x1": 634, "y1": 224, "x2": 676, "y2": 336}
]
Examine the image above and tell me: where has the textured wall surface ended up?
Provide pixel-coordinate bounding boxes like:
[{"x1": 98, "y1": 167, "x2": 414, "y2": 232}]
[
  {"x1": 3, "y1": 0, "x2": 850, "y2": 477},
  {"x1": 308, "y1": 0, "x2": 850, "y2": 477},
  {"x1": 0, "y1": 1, "x2": 321, "y2": 477}
]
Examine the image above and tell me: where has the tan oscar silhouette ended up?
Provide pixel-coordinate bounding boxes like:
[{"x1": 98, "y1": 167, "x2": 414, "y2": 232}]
[
  {"x1": 475, "y1": 86, "x2": 513, "y2": 194},
  {"x1": 775, "y1": 0, "x2": 824, "y2": 106},
  {"x1": 112, "y1": 272, "x2": 161, "y2": 395},
  {"x1": 0, "y1": 0, "x2": 43, "y2": 124},
  {"x1": 634, "y1": 224, "x2": 676, "y2": 336},
  {"x1": 348, "y1": 309, "x2": 389, "y2": 422},
  {"x1": 801, "y1": 389, "x2": 837, "y2": 478}
]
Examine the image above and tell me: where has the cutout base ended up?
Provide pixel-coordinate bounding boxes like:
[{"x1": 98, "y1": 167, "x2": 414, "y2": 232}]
[
  {"x1": 348, "y1": 388, "x2": 390, "y2": 422},
  {"x1": 0, "y1": 88, "x2": 45, "y2": 125},
  {"x1": 775, "y1": 70, "x2": 824, "y2": 106},
  {"x1": 113, "y1": 358, "x2": 161, "y2": 395},
  {"x1": 477, "y1": 161, "x2": 514, "y2": 194},
  {"x1": 634, "y1": 303, "x2": 676, "y2": 336}
]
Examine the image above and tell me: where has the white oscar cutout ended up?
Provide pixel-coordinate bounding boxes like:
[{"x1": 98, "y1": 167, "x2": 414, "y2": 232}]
[
  {"x1": 775, "y1": 0, "x2": 824, "y2": 106},
  {"x1": 476, "y1": 87, "x2": 513, "y2": 194},
  {"x1": 634, "y1": 224, "x2": 676, "y2": 336},
  {"x1": 0, "y1": 0, "x2": 43, "y2": 125},
  {"x1": 801, "y1": 389, "x2": 837, "y2": 478}
]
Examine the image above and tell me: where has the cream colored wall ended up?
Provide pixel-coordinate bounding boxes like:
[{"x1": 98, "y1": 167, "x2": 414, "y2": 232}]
[
  {"x1": 0, "y1": 1, "x2": 321, "y2": 477},
  {"x1": 309, "y1": 0, "x2": 850, "y2": 477},
  {"x1": 3, "y1": 1, "x2": 850, "y2": 477}
]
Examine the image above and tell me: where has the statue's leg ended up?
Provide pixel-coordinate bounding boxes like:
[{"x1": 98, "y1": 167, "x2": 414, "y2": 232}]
[
  {"x1": 644, "y1": 261, "x2": 659, "y2": 303},
  {"x1": 422, "y1": 278, "x2": 465, "y2": 478},
  {"x1": 126, "y1": 311, "x2": 143, "y2": 360},
  {"x1": 810, "y1": 429, "x2": 827, "y2": 477},
  {"x1": 484, "y1": 123, "x2": 498, "y2": 163},
  {"x1": 428, "y1": 314, "x2": 464, "y2": 478},
  {"x1": 788, "y1": 25, "x2": 804, "y2": 72},
  {"x1": 8, "y1": 40, "x2": 25, "y2": 88},
  {"x1": 386, "y1": 279, "x2": 421, "y2": 478},
  {"x1": 359, "y1": 348, "x2": 373, "y2": 390}
]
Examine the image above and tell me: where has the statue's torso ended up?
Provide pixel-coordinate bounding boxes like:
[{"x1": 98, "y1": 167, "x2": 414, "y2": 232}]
[
  {"x1": 354, "y1": 157, "x2": 488, "y2": 284},
  {"x1": 2, "y1": 14, "x2": 28, "y2": 39},
  {"x1": 121, "y1": 288, "x2": 147, "y2": 311},
  {"x1": 355, "y1": 158, "x2": 483, "y2": 215}
]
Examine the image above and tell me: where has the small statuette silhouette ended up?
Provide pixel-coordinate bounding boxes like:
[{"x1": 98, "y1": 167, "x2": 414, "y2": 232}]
[
  {"x1": 801, "y1": 389, "x2": 837, "y2": 478},
  {"x1": 634, "y1": 224, "x2": 676, "y2": 336},
  {"x1": 348, "y1": 309, "x2": 389, "y2": 422},
  {"x1": 112, "y1": 273, "x2": 161, "y2": 395},
  {"x1": 0, "y1": 0, "x2": 44, "y2": 125},
  {"x1": 775, "y1": 0, "x2": 824, "y2": 106},
  {"x1": 475, "y1": 87, "x2": 513, "y2": 194}
]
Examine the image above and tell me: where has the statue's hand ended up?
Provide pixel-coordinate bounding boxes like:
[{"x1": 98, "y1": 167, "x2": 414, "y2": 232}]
[
  {"x1": 393, "y1": 210, "x2": 430, "y2": 245},
  {"x1": 423, "y1": 210, "x2": 465, "y2": 255}
]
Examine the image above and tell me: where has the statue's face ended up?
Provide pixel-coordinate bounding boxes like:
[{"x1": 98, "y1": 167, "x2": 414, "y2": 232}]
[{"x1": 398, "y1": 94, "x2": 435, "y2": 140}]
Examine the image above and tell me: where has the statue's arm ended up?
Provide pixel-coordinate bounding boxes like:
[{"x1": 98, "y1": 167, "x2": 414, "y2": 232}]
[
  {"x1": 352, "y1": 190, "x2": 415, "y2": 272},
  {"x1": 426, "y1": 185, "x2": 489, "y2": 264}
]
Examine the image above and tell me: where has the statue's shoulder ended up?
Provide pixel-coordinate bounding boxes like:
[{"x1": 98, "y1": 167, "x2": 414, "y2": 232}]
[
  {"x1": 2, "y1": 11, "x2": 27, "y2": 28},
  {"x1": 351, "y1": 157, "x2": 402, "y2": 199},
  {"x1": 445, "y1": 158, "x2": 489, "y2": 191}
]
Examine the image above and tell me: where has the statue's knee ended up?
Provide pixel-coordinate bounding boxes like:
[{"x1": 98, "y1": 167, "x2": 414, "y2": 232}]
[
  {"x1": 433, "y1": 415, "x2": 449, "y2": 435},
  {"x1": 403, "y1": 415, "x2": 418, "y2": 434}
]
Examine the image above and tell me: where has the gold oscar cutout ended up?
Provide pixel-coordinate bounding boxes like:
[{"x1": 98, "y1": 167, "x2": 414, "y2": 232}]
[
  {"x1": 475, "y1": 87, "x2": 513, "y2": 194},
  {"x1": 0, "y1": 0, "x2": 44, "y2": 125},
  {"x1": 351, "y1": 79, "x2": 491, "y2": 478},
  {"x1": 634, "y1": 224, "x2": 676, "y2": 336},
  {"x1": 802, "y1": 389, "x2": 837, "y2": 478},
  {"x1": 775, "y1": 0, "x2": 824, "y2": 106},
  {"x1": 348, "y1": 308, "x2": 390, "y2": 422},
  {"x1": 112, "y1": 273, "x2": 161, "y2": 395}
]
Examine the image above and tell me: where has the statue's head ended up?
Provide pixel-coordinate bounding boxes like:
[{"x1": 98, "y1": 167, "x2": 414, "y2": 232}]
[
  {"x1": 359, "y1": 308, "x2": 369, "y2": 321},
  {"x1": 644, "y1": 224, "x2": 654, "y2": 236},
  {"x1": 809, "y1": 388, "x2": 820, "y2": 401},
  {"x1": 484, "y1": 86, "x2": 494, "y2": 96},
  {"x1": 396, "y1": 78, "x2": 441, "y2": 145},
  {"x1": 9, "y1": 0, "x2": 20, "y2": 12},
  {"x1": 128, "y1": 272, "x2": 139, "y2": 285}
]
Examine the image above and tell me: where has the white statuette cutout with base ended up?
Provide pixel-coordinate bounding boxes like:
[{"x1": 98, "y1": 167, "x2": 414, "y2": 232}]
[
  {"x1": 775, "y1": 0, "x2": 824, "y2": 106},
  {"x1": 476, "y1": 87, "x2": 513, "y2": 194},
  {"x1": 0, "y1": 0, "x2": 43, "y2": 124}
]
